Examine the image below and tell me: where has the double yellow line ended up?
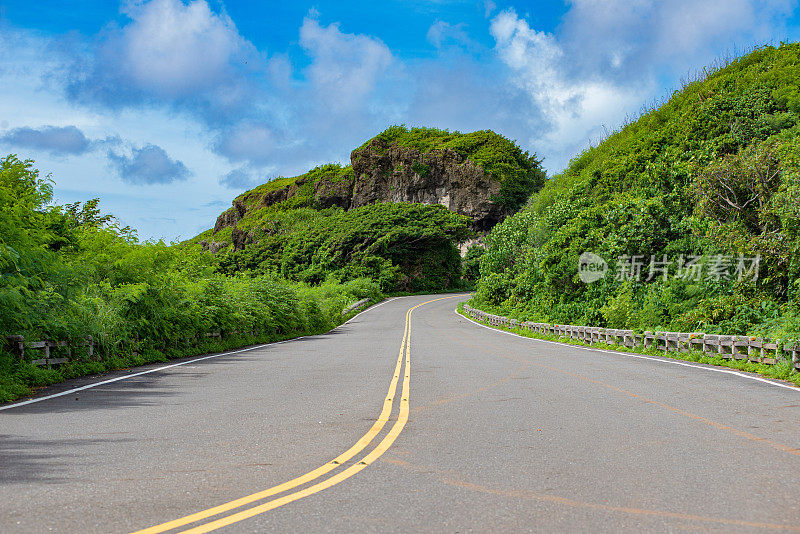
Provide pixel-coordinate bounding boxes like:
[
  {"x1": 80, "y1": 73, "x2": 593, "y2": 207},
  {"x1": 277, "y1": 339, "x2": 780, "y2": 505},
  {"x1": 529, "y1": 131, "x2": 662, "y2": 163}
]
[{"x1": 134, "y1": 297, "x2": 450, "y2": 534}]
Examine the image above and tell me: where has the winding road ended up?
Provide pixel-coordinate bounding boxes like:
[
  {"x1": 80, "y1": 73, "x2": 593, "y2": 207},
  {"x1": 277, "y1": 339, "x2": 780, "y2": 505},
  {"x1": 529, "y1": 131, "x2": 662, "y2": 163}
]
[{"x1": 2, "y1": 294, "x2": 799, "y2": 532}]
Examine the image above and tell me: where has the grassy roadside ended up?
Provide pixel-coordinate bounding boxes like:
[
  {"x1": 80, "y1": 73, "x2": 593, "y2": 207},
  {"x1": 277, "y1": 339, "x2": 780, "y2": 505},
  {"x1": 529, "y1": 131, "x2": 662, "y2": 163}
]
[
  {"x1": 0, "y1": 298, "x2": 381, "y2": 405},
  {"x1": 456, "y1": 303, "x2": 800, "y2": 387}
]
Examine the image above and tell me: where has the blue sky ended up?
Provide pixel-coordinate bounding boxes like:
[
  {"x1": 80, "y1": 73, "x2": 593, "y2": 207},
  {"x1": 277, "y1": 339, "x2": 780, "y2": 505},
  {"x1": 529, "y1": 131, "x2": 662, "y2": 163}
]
[{"x1": 1, "y1": 1, "x2": 799, "y2": 241}]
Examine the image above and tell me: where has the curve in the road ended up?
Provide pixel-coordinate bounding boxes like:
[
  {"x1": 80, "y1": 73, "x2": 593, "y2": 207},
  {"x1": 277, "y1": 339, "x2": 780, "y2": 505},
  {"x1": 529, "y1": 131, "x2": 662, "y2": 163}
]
[
  {"x1": 0, "y1": 298, "x2": 399, "y2": 413},
  {"x1": 456, "y1": 309, "x2": 800, "y2": 458},
  {"x1": 134, "y1": 296, "x2": 453, "y2": 534},
  {"x1": 459, "y1": 308, "x2": 800, "y2": 392}
]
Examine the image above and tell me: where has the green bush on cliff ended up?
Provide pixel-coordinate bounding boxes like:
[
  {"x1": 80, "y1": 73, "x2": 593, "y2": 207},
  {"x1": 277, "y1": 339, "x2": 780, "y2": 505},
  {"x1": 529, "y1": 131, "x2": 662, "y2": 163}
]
[
  {"x1": 472, "y1": 43, "x2": 800, "y2": 340},
  {"x1": 222, "y1": 163, "x2": 354, "y2": 214},
  {"x1": 217, "y1": 202, "x2": 473, "y2": 292}
]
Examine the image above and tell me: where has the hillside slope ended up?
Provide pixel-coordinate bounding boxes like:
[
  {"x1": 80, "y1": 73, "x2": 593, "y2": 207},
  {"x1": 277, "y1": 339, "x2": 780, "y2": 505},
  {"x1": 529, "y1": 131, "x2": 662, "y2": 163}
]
[
  {"x1": 473, "y1": 43, "x2": 800, "y2": 339},
  {"x1": 192, "y1": 127, "x2": 545, "y2": 292}
]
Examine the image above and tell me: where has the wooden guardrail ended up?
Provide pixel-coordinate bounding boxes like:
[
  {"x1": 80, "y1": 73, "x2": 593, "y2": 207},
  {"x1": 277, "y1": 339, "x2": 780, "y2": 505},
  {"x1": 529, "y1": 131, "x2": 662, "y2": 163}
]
[
  {"x1": 3, "y1": 329, "x2": 268, "y2": 368},
  {"x1": 342, "y1": 298, "x2": 371, "y2": 316},
  {"x1": 462, "y1": 304, "x2": 800, "y2": 370},
  {"x1": 4, "y1": 299, "x2": 373, "y2": 368},
  {"x1": 4, "y1": 335, "x2": 96, "y2": 368}
]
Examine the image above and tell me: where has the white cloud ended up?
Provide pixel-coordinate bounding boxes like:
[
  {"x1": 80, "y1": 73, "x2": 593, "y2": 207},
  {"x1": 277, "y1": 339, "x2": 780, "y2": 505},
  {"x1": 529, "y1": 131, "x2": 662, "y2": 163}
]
[
  {"x1": 0, "y1": 125, "x2": 92, "y2": 155},
  {"x1": 490, "y1": 9, "x2": 649, "y2": 169},
  {"x1": 66, "y1": 0, "x2": 259, "y2": 111},
  {"x1": 299, "y1": 15, "x2": 394, "y2": 112},
  {"x1": 199, "y1": 15, "x2": 406, "y2": 175},
  {"x1": 486, "y1": 2, "x2": 797, "y2": 171},
  {"x1": 213, "y1": 122, "x2": 278, "y2": 166},
  {"x1": 558, "y1": 0, "x2": 797, "y2": 79},
  {"x1": 116, "y1": 0, "x2": 249, "y2": 97},
  {"x1": 427, "y1": 21, "x2": 472, "y2": 50}
]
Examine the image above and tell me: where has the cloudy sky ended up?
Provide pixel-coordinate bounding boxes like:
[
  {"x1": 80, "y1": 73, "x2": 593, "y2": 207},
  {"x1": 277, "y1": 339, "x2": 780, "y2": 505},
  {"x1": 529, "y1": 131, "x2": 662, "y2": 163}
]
[{"x1": 1, "y1": 0, "x2": 798, "y2": 241}]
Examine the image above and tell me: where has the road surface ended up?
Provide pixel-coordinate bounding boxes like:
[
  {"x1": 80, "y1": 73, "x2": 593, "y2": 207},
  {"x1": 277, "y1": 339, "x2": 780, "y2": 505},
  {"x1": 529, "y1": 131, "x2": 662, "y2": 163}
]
[{"x1": 2, "y1": 294, "x2": 799, "y2": 533}]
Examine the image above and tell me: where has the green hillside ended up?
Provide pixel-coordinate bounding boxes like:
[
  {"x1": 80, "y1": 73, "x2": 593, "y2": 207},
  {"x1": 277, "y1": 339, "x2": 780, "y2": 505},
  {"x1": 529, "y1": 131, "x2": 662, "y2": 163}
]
[
  {"x1": 214, "y1": 202, "x2": 473, "y2": 292},
  {"x1": 473, "y1": 43, "x2": 800, "y2": 340},
  {"x1": 191, "y1": 126, "x2": 544, "y2": 292}
]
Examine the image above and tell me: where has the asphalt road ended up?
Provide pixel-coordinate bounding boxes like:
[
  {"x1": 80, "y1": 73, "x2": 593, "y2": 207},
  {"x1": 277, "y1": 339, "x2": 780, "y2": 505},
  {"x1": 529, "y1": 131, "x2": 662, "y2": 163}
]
[{"x1": 2, "y1": 294, "x2": 800, "y2": 533}]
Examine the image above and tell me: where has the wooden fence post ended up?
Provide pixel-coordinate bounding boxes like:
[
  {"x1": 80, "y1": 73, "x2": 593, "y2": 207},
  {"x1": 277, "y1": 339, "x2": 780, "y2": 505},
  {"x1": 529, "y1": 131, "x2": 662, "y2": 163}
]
[
  {"x1": 701, "y1": 335, "x2": 712, "y2": 355},
  {"x1": 86, "y1": 335, "x2": 96, "y2": 360},
  {"x1": 6, "y1": 335, "x2": 25, "y2": 362},
  {"x1": 716, "y1": 335, "x2": 727, "y2": 357}
]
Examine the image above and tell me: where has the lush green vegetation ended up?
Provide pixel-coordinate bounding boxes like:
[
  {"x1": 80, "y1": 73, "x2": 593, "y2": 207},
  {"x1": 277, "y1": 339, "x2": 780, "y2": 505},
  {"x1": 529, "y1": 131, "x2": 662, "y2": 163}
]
[
  {"x1": 473, "y1": 43, "x2": 800, "y2": 343},
  {"x1": 191, "y1": 126, "x2": 546, "y2": 293},
  {"x1": 195, "y1": 193, "x2": 475, "y2": 293},
  {"x1": 215, "y1": 202, "x2": 472, "y2": 292},
  {"x1": 0, "y1": 156, "x2": 381, "y2": 402},
  {"x1": 462, "y1": 244, "x2": 485, "y2": 283}
]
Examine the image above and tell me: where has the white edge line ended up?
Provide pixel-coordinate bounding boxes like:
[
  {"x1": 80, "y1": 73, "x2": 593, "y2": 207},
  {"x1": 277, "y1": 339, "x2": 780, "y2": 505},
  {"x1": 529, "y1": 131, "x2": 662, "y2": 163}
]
[
  {"x1": 0, "y1": 297, "x2": 400, "y2": 412},
  {"x1": 455, "y1": 307, "x2": 800, "y2": 393}
]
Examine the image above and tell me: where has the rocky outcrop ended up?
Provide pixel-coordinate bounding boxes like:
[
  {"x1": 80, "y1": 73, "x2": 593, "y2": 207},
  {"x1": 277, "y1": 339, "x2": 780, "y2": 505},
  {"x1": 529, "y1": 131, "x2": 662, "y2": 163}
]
[
  {"x1": 211, "y1": 138, "x2": 509, "y2": 238},
  {"x1": 198, "y1": 239, "x2": 228, "y2": 253},
  {"x1": 213, "y1": 208, "x2": 238, "y2": 234},
  {"x1": 213, "y1": 199, "x2": 247, "y2": 233},
  {"x1": 348, "y1": 138, "x2": 504, "y2": 231},
  {"x1": 314, "y1": 176, "x2": 354, "y2": 209},
  {"x1": 231, "y1": 226, "x2": 255, "y2": 250}
]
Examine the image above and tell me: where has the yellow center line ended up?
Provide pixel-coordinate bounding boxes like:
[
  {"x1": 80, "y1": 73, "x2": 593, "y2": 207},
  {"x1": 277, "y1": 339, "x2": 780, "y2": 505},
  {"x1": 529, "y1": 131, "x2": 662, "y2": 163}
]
[
  {"x1": 133, "y1": 296, "x2": 451, "y2": 534},
  {"x1": 176, "y1": 298, "x2": 438, "y2": 534}
]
